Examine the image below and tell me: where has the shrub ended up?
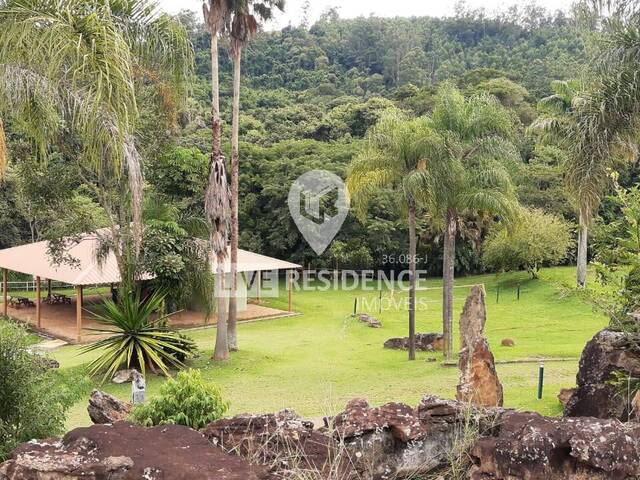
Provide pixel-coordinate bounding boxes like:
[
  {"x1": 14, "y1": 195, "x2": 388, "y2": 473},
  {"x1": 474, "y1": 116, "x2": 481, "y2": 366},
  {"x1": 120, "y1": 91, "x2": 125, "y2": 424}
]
[
  {"x1": 0, "y1": 320, "x2": 84, "y2": 460},
  {"x1": 131, "y1": 369, "x2": 229, "y2": 429},
  {"x1": 81, "y1": 290, "x2": 198, "y2": 381}
]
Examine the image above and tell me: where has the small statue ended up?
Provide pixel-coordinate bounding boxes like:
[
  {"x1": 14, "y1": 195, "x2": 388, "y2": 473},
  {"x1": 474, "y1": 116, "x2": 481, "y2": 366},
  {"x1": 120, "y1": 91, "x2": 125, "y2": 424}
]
[{"x1": 131, "y1": 370, "x2": 146, "y2": 404}]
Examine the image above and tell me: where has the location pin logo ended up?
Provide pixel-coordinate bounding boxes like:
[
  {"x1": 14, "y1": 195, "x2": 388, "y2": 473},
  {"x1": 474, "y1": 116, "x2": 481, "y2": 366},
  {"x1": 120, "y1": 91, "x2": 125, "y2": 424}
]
[{"x1": 288, "y1": 170, "x2": 349, "y2": 255}]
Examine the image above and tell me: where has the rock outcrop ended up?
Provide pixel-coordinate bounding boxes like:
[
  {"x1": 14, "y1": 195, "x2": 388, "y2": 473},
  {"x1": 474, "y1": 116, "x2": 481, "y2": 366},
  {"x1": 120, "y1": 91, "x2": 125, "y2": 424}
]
[
  {"x1": 565, "y1": 328, "x2": 640, "y2": 420},
  {"x1": 87, "y1": 390, "x2": 132, "y2": 424},
  {"x1": 0, "y1": 421, "x2": 273, "y2": 480},
  {"x1": 456, "y1": 285, "x2": 503, "y2": 407},
  {"x1": 203, "y1": 409, "x2": 333, "y2": 474},
  {"x1": 383, "y1": 333, "x2": 444, "y2": 351},
  {"x1": 558, "y1": 387, "x2": 576, "y2": 408},
  {"x1": 358, "y1": 313, "x2": 382, "y2": 328},
  {"x1": 470, "y1": 411, "x2": 640, "y2": 479}
]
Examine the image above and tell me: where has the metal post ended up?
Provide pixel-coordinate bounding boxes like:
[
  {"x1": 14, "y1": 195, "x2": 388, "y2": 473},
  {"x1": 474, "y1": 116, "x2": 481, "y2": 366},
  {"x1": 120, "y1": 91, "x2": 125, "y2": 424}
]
[
  {"x1": 537, "y1": 361, "x2": 545, "y2": 400},
  {"x1": 496, "y1": 286, "x2": 500, "y2": 304},
  {"x1": 353, "y1": 297, "x2": 357, "y2": 316},
  {"x1": 378, "y1": 288, "x2": 382, "y2": 314},
  {"x1": 36, "y1": 276, "x2": 41, "y2": 328},
  {"x1": 517, "y1": 283, "x2": 520, "y2": 300}
]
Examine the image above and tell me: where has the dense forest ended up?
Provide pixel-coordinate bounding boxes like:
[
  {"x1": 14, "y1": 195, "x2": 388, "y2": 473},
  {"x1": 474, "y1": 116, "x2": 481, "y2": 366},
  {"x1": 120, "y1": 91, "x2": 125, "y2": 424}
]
[{"x1": 0, "y1": 4, "x2": 615, "y2": 275}]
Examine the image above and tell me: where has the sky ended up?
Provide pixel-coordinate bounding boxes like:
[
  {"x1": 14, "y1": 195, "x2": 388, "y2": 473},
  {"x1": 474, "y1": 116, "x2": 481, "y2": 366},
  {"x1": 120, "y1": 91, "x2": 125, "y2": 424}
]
[{"x1": 159, "y1": 0, "x2": 576, "y2": 28}]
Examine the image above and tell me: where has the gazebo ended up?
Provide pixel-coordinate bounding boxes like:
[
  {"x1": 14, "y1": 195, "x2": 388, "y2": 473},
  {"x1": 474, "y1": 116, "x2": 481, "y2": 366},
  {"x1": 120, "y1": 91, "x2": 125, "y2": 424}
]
[{"x1": 0, "y1": 232, "x2": 300, "y2": 343}]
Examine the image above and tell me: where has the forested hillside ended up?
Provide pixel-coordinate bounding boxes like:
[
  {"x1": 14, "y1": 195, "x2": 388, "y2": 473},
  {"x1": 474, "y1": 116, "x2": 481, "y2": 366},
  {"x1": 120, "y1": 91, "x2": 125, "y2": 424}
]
[{"x1": 0, "y1": 5, "x2": 595, "y2": 274}]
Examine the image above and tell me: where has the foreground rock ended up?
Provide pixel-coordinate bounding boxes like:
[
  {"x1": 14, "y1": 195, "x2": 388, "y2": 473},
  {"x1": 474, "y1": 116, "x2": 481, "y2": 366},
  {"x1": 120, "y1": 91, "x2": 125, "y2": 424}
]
[
  {"x1": 565, "y1": 328, "x2": 640, "y2": 420},
  {"x1": 470, "y1": 411, "x2": 640, "y2": 479},
  {"x1": 383, "y1": 333, "x2": 444, "y2": 351},
  {"x1": 204, "y1": 409, "x2": 333, "y2": 474},
  {"x1": 0, "y1": 422, "x2": 272, "y2": 480},
  {"x1": 358, "y1": 313, "x2": 382, "y2": 328},
  {"x1": 87, "y1": 390, "x2": 132, "y2": 424},
  {"x1": 456, "y1": 285, "x2": 503, "y2": 407}
]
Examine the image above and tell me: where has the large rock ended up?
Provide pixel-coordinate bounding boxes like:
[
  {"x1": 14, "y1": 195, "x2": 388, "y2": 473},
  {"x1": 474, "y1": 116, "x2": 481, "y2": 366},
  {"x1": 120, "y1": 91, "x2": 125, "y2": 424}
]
[
  {"x1": 456, "y1": 285, "x2": 503, "y2": 407},
  {"x1": 0, "y1": 422, "x2": 273, "y2": 480},
  {"x1": 383, "y1": 333, "x2": 444, "y2": 351},
  {"x1": 203, "y1": 409, "x2": 332, "y2": 474},
  {"x1": 87, "y1": 390, "x2": 132, "y2": 424},
  {"x1": 358, "y1": 313, "x2": 382, "y2": 328},
  {"x1": 565, "y1": 328, "x2": 640, "y2": 420},
  {"x1": 331, "y1": 395, "x2": 502, "y2": 480},
  {"x1": 470, "y1": 411, "x2": 640, "y2": 479}
]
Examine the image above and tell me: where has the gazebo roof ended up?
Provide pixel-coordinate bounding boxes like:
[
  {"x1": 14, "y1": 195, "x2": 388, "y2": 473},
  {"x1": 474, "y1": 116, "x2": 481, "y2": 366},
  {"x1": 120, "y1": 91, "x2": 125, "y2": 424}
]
[{"x1": 0, "y1": 233, "x2": 300, "y2": 286}]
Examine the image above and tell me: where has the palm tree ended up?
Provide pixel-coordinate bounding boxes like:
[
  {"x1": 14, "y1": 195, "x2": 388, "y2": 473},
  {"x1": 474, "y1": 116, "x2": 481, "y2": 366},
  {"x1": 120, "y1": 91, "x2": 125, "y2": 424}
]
[
  {"x1": 203, "y1": 0, "x2": 232, "y2": 360},
  {"x1": 0, "y1": 0, "x2": 192, "y2": 279},
  {"x1": 226, "y1": 0, "x2": 284, "y2": 351},
  {"x1": 347, "y1": 110, "x2": 440, "y2": 361},
  {"x1": 417, "y1": 84, "x2": 519, "y2": 360},
  {"x1": 531, "y1": 80, "x2": 611, "y2": 288}
]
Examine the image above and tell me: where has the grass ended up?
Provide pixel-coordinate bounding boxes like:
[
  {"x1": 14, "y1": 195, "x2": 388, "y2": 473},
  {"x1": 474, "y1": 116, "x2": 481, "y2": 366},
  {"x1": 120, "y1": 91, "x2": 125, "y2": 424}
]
[{"x1": 43, "y1": 266, "x2": 605, "y2": 429}]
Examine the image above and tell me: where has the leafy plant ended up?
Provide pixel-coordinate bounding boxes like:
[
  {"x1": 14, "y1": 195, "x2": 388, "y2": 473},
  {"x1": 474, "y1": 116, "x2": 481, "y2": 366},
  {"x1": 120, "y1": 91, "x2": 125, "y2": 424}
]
[
  {"x1": 81, "y1": 291, "x2": 197, "y2": 381},
  {"x1": 0, "y1": 320, "x2": 85, "y2": 460},
  {"x1": 131, "y1": 369, "x2": 229, "y2": 429}
]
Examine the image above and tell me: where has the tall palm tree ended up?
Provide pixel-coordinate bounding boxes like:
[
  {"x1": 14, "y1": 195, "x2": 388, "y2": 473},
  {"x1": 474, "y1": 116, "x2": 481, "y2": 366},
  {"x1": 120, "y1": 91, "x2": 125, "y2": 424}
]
[
  {"x1": 347, "y1": 110, "x2": 441, "y2": 361},
  {"x1": 0, "y1": 0, "x2": 192, "y2": 279},
  {"x1": 203, "y1": 0, "x2": 232, "y2": 360},
  {"x1": 420, "y1": 84, "x2": 519, "y2": 361},
  {"x1": 226, "y1": 0, "x2": 283, "y2": 351},
  {"x1": 531, "y1": 80, "x2": 610, "y2": 288}
]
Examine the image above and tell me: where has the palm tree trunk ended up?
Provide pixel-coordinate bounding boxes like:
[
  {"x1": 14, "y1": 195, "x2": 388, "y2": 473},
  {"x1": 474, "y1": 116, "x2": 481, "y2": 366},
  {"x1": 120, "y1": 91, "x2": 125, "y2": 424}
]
[
  {"x1": 442, "y1": 210, "x2": 456, "y2": 361},
  {"x1": 577, "y1": 204, "x2": 588, "y2": 288},
  {"x1": 227, "y1": 46, "x2": 242, "y2": 352},
  {"x1": 408, "y1": 198, "x2": 417, "y2": 361},
  {"x1": 207, "y1": 32, "x2": 230, "y2": 360},
  {"x1": 213, "y1": 257, "x2": 229, "y2": 360}
]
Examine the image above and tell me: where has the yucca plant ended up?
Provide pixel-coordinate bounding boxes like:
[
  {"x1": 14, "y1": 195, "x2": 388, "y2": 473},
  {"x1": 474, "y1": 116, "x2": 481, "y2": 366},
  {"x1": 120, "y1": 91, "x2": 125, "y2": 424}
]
[{"x1": 81, "y1": 290, "x2": 197, "y2": 381}]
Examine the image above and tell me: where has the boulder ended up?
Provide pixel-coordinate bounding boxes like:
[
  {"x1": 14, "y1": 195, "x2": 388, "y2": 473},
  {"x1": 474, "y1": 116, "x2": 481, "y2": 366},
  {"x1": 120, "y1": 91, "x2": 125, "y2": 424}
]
[
  {"x1": 87, "y1": 390, "x2": 132, "y2": 424},
  {"x1": 383, "y1": 333, "x2": 444, "y2": 351},
  {"x1": 558, "y1": 387, "x2": 576, "y2": 408},
  {"x1": 500, "y1": 338, "x2": 515, "y2": 347},
  {"x1": 0, "y1": 421, "x2": 273, "y2": 480},
  {"x1": 565, "y1": 328, "x2": 640, "y2": 420},
  {"x1": 456, "y1": 285, "x2": 503, "y2": 407},
  {"x1": 469, "y1": 411, "x2": 640, "y2": 479},
  {"x1": 203, "y1": 409, "x2": 332, "y2": 474},
  {"x1": 331, "y1": 395, "x2": 503, "y2": 480},
  {"x1": 358, "y1": 313, "x2": 382, "y2": 328},
  {"x1": 112, "y1": 369, "x2": 140, "y2": 384}
]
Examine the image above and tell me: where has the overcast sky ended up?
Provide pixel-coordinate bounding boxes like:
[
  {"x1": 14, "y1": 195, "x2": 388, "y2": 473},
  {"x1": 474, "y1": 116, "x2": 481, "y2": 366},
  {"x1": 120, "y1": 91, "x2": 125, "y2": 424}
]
[{"x1": 158, "y1": 0, "x2": 576, "y2": 28}]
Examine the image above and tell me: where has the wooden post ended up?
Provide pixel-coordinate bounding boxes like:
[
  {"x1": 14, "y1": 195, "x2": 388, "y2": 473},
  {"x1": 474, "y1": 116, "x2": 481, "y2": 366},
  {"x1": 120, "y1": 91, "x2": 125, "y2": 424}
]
[
  {"x1": 287, "y1": 270, "x2": 293, "y2": 312},
  {"x1": 36, "y1": 276, "x2": 41, "y2": 328},
  {"x1": 2, "y1": 268, "x2": 7, "y2": 317},
  {"x1": 47, "y1": 279, "x2": 52, "y2": 299},
  {"x1": 256, "y1": 271, "x2": 261, "y2": 303},
  {"x1": 76, "y1": 285, "x2": 83, "y2": 343}
]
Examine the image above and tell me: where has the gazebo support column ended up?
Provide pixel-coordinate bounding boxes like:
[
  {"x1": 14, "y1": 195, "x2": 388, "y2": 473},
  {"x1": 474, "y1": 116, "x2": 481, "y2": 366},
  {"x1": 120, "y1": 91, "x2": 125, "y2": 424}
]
[
  {"x1": 36, "y1": 276, "x2": 41, "y2": 328},
  {"x1": 76, "y1": 285, "x2": 83, "y2": 343},
  {"x1": 288, "y1": 270, "x2": 293, "y2": 312},
  {"x1": 2, "y1": 268, "x2": 7, "y2": 317},
  {"x1": 256, "y1": 271, "x2": 261, "y2": 303},
  {"x1": 47, "y1": 279, "x2": 52, "y2": 299}
]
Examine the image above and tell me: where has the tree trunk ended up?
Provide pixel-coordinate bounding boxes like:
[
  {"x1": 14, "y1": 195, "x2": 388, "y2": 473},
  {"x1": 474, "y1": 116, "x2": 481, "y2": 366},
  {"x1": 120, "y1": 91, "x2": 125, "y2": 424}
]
[
  {"x1": 213, "y1": 257, "x2": 229, "y2": 360},
  {"x1": 408, "y1": 199, "x2": 417, "y2": 361},
  {"x1": 442, "y1": 210, "x2": 457, "y2": 361},
  {"x1": 207, "y1": 32, "x2": 230, "y2": 360},
  {"x1": 576, "y1": 204, "x2": 588, "y2": 288},
  {"x1": 228, "y1": 46, "x2": 242, "y2": 352}
]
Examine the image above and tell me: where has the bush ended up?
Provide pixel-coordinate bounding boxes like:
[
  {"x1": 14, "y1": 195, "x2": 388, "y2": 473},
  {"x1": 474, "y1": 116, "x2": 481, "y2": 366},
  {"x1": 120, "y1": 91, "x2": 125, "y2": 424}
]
[
  {"x1": 0, "y1": 320, "x2": 84, "y2": 460},
  {"x1": 131, "y1": 369, "x2": 229, "y2": 429}
]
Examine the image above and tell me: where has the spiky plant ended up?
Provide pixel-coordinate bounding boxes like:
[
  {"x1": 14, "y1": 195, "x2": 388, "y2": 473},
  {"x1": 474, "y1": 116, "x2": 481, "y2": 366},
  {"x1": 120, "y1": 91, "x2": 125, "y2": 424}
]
[{"x1": 81, "y1": 290, "x2": 196, "y2": 381}]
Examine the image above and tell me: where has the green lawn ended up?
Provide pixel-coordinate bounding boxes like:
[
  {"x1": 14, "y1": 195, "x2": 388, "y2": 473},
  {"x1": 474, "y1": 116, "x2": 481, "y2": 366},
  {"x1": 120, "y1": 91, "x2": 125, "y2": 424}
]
[{"x1": 48, "y1": 266, "x2": 606, "y2": 429}]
